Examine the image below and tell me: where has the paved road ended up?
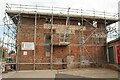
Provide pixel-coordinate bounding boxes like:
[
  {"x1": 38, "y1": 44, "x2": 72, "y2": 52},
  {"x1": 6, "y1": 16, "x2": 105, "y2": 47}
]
[{"x1": 2, "y1": 68, "x2": 120, "y2": 80}]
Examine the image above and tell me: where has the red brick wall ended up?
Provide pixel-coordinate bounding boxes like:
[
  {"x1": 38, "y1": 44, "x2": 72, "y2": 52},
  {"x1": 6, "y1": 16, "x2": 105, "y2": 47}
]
[{"x1": 17, "y1": 15, "x2": 106, "y2": 70}]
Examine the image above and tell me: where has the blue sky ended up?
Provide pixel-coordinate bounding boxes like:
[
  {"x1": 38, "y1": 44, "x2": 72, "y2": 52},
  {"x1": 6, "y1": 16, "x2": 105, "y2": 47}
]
[{"x1": 0, "y1": 0, "x2": 120, "y2": 41}]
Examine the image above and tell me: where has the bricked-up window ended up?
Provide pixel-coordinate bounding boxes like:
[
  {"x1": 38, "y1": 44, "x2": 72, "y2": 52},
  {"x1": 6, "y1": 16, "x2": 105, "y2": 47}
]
[{"x1": 44, "y1": 34, "x2": 51, "y2": 56}]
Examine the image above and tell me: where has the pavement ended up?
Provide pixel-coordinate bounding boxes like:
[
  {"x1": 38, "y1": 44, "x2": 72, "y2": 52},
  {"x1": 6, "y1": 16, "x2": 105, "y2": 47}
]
[{"x1": 2, "y1": 68, "x2": 120, "y2": 80}]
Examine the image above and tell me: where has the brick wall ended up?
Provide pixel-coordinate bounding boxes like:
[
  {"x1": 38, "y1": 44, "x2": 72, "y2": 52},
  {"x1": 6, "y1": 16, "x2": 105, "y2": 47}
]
[{"x1": 17, "y1": 14, "x2": 106, "y2": 70}]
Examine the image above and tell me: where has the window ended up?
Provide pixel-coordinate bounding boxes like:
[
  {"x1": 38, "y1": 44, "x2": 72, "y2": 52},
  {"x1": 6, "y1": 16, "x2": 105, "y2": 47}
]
[{"x1": 44, "y1": 34, "x2": 51, "y2": 56}]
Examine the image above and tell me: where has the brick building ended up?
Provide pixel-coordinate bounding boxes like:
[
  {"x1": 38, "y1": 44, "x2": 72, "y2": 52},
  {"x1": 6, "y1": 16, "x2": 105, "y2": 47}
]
[
  {"x1": 108, "y1": 37, "x2": 120, "y2": 64},
  {"x1": 5, "y1": 4, "x2": 118, "y2": 70}
]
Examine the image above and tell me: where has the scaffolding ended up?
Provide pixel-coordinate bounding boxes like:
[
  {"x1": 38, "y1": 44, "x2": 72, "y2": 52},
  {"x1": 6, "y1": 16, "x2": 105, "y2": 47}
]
[{"x1": 3, "y1": 4, "x2": 119, "y2": 70}]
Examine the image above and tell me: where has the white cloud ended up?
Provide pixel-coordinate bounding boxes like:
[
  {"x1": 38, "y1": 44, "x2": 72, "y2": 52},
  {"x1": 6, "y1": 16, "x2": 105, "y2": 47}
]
[{"x1": 0, "y1": 0, "x2": 120, "y2": 42}]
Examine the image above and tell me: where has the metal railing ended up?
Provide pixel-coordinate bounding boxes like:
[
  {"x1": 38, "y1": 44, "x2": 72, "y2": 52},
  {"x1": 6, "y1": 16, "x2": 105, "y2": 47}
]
[{"x1": 6, "y1": 3, "x2": 118, "y2": 19}]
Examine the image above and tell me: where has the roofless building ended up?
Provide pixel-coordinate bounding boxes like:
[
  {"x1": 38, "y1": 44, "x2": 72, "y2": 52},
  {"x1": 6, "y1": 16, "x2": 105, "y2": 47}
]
[{"x1": 4, "y1": 4, "x2": 118, "y2": 70}]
